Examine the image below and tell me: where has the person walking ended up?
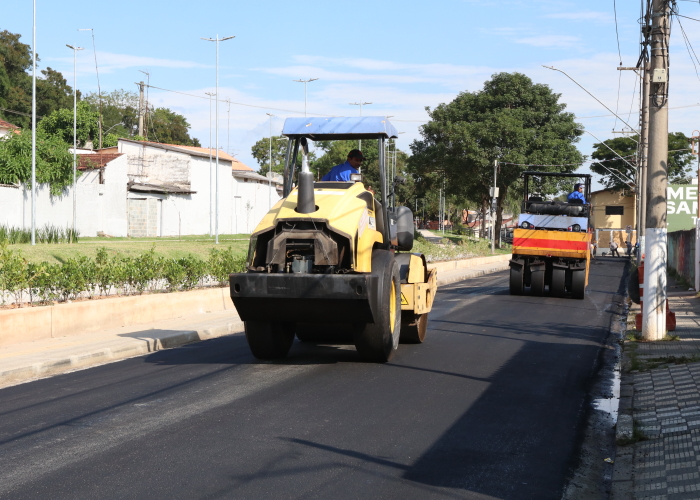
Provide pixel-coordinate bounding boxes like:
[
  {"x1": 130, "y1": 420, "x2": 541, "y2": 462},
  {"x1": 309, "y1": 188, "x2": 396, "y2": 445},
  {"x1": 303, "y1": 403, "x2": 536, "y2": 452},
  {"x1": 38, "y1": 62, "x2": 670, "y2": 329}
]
[
  {"x1": 625, "y1": 240, "x2": 632, "y2": 257},
  {"x1": 609, "y1": 239, "x2": 620, "y2": 257}
]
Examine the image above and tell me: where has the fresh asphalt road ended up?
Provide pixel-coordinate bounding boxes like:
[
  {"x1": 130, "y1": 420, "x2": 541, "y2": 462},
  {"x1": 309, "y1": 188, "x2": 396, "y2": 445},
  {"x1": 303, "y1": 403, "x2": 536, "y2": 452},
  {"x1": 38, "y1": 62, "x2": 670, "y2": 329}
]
[{"x1": 0, "y1": 258, "x2": 627, "y2": 500}]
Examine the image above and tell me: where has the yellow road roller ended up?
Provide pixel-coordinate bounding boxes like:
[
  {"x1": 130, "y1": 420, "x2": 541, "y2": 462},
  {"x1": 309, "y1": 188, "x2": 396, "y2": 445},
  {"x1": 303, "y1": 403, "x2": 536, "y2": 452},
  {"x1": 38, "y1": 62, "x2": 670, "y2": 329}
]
[{"x1": 229, "y1": 117, "x2": 437, "y2": 362}]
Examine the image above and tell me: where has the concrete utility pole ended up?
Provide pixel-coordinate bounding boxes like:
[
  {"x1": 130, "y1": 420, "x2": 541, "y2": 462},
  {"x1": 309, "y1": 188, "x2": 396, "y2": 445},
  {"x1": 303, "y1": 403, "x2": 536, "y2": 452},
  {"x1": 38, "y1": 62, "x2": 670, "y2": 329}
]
[
  {"x1": 692, "y1": 131, "x2": 700, "y2": 291},
  {"x1": 643, "y1": 0, "x2": 671, "y2": 340},
  {"x1": 31, "y1": 0, "x2": 36, "y2": 245},
  {"x1": 137, "y1": 81, "x2": 145, "y2": 137}
]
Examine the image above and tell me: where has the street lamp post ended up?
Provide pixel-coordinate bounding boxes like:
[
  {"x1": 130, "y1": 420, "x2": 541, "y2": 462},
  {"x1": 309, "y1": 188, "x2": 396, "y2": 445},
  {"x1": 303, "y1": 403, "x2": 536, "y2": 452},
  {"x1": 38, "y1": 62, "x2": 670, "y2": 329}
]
[
  {"x1": 31, "y1": 0, "x2": 37, "y2": 245},
  {"x1": 201, "y1": 34, "x2": 235, "y2": 244},
  {"x1": 266, "y1": 113, "x2": 274, "y2": 209},
  {"x1": 349, "y1": 101, "x2": 372, "y2": 165},
  {"x1": 205, "y1": 91, "x2": 215, "y2": 237},
  {"x1": 66, "y1": 44, "x2": 84, "y2": 242},
  {"x1": 292, "y1": 78, "x2": 319, "y2": 117}
]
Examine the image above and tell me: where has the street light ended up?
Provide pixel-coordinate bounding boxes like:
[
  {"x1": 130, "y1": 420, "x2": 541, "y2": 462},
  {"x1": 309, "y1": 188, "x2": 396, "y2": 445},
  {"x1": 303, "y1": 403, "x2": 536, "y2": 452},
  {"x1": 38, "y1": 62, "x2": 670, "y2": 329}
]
[
  {"x1": 201, "y1": 34, "x2": 235, "y2": 244},
  {"x1": 266, "y1": 113, "x2": 275, "y2": 209},
  {"x1": 66, "y1": 44, "x2": 84, "y2": 242},
  {"x1": 349, "y1": 101, "x2": 372, "y2": 161},
  {"x1": 78, "y1": 28, "x2": 103, "y2": 147},
  {"x1": 31, "y1": 0, "x2": 37, "y2": 245},
  {"x1": 205, "y1": 91, "x2": 216, "y2": 237},
  {"x1": 292, "y1": 78, "x2": 319, "y2": 117}
]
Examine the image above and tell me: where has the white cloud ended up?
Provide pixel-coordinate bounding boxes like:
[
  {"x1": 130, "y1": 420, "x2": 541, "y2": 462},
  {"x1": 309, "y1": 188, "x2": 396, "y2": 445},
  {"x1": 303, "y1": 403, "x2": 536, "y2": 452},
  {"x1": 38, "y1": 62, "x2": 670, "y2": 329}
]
[
  {"x1": 546, "y1": 11, "x2": 612, "y2": 23},
  {"x1": 516, "y1": 35, "x2": 581, "y2": 47},
  {"x1": 47, "y1": 51, "x2": 209, "y2": 76}
]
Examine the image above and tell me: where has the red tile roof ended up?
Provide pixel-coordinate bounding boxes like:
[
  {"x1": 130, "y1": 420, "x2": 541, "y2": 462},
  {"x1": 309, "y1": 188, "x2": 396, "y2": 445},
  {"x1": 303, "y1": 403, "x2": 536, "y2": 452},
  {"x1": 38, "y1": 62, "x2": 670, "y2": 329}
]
[
  {"x1": 77, "y1": 153, "x2": 123, "y2": 170},
  {"x1": 0, "y1": 119, "x2": 19, "y2": 131}
]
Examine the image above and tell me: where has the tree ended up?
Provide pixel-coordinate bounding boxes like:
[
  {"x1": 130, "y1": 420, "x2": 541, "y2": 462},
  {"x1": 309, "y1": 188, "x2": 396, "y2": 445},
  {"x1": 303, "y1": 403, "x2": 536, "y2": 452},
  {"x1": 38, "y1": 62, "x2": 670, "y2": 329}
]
[
  {"x1": 591, "y1": 132, "x2": 694, "y2": 192},
  {"x1": 0, "y1": 30, "x2": 33, "y2": 128},
  {"x1": 38, "y1": 101, "x2": 99, "y2": 147},
  {"x1": 0, "y1": 31, "x2": 77, "y2": 129},
  {"x1": 409, "y1": 72, "x2": 585, "y2": 246},
  {"x1": 251, "y1": 135, "x2": 288, "y2": 174},
  {"x1": 146, "y1": 107, "x2": 200, "y2": 146},
  {"x1": 84, "y1": 89, "x2": 139, "y2": 139},
  {"x1": 0, "y1": 128, "x2": 74, "y2": 195}
]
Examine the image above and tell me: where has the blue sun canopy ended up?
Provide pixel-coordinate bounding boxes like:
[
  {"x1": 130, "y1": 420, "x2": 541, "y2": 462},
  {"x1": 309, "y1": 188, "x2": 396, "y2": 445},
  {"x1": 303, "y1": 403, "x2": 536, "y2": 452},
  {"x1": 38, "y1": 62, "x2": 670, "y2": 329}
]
[{"x1": 282, "y1": 116, "x2": 399, "y2": 141}]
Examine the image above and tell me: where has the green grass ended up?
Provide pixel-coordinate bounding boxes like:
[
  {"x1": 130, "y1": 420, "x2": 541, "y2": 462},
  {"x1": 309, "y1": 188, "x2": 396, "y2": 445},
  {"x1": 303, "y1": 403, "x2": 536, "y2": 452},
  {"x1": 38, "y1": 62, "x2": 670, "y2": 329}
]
[
  {"x1": 412, "y1": 234, "x2": 511, "y2": 262},
  {"x1": 8, "y1": 234, "x2": 250, "y2": 265}
]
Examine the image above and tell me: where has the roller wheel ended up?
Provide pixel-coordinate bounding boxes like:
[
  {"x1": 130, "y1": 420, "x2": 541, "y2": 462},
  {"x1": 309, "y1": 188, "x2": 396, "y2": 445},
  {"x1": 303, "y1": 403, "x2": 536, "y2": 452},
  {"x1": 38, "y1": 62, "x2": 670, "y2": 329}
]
[
  {"x1": 400, "y1": 311, "x2": 428, "y2": 343},
  {"x1": 571, "y1": 269, "x2": 586, "y2": 300},
  {"x1": 354, "y1": 250, "x2": 401, "y2": 362},
  {"x1": 551, "y1": 268, "x2": 566, "y2": 298},
  {"x1": 530, "y1": 270, "x2": 545, "y2": 296},
  {"x1": 244, "y1": 320, "x2": 295, "y2": 359},
  {"x1": 296, "y1": 323, "x2": 357, "y2": 344},
  {"x1": 510, "y1": 266, "x2": 524, "y2": 295}
]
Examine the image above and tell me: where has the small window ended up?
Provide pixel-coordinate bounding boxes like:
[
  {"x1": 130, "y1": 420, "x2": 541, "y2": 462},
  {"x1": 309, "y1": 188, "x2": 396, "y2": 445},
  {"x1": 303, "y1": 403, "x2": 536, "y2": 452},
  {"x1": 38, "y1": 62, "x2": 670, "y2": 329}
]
[{"x1": 605, "y1": 206, "x2": 624, "y2": 215}]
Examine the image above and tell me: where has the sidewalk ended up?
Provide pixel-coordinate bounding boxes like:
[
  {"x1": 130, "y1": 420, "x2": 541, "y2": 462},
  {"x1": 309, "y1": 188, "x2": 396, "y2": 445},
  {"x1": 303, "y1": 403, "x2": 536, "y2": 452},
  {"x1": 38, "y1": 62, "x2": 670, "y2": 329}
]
[
  {"x1": 0, "y1": 259, "x2": 509, "y2": 389},
  {"x1": 613, "y1": 277, "x2": 700, "y2": 500}
]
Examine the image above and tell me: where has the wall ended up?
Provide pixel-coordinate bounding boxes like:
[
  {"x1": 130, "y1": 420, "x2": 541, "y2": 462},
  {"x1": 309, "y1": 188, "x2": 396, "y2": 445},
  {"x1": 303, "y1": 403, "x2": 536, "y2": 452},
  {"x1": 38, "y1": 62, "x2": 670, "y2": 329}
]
[
  {"x1": 0, "y1": 155, "x2": 128, "y2": 237},
  {"x1": 668, "y1": 229, "x2": 695, "y2": 285}
]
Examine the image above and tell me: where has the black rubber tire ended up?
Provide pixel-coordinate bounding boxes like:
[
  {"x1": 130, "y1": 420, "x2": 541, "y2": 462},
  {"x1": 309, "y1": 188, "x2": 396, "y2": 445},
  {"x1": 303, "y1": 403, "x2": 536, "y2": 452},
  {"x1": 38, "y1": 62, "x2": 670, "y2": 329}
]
[
  {"x1": 244, "y1": 320, "x2": 295, "y2": 359},
  {"x1": 551, "y1": 268, "x2": 566, "y2": 298},
  {"x1": 354, "y1": 250, "x2": 401, "y2": 362},
  {"x1": 400, "y1": 311, "x2": 428, "y2": 343},
  {"x1": 509, "y1": 266, "x2": 524, "y2": 295},
  {"x1": 530, "y1": 269, "x2": 545, "y2": 296},
  {"x1": 571, "y1": 269, "x2": 586, "y2": 300}
]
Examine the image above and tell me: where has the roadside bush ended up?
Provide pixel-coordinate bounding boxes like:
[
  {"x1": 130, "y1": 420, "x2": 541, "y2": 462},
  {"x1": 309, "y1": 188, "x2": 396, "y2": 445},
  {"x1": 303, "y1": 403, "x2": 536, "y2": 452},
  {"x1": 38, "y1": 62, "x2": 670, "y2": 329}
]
[
  {"x1": 208, "y1": 246, "x2": 246, "y2": 286},
  {"x1": 0, "y1": 244, "x2": 247, "y2": 306},
  {"x1": 0, "y1": 244, "x2": 29, "y2": 305}
]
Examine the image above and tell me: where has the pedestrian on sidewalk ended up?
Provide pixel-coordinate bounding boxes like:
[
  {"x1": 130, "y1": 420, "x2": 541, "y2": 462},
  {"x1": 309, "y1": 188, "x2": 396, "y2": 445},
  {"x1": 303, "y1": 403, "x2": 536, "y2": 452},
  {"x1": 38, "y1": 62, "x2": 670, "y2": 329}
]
[
  {"x1": 590, "y1": 241, "x2": 596, "y2": 260},
  {"x1": 625, "y1": 240, "x2": 632, "y2": 257},
  {"x1": 609, "y1": 240, "x2": 620, "y2": 257}
]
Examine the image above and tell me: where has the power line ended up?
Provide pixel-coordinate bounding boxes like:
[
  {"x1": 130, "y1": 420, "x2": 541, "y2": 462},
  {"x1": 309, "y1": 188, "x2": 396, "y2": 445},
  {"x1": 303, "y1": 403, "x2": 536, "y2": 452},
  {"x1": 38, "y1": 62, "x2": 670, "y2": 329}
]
[{"x1": 675, "y1": 15, "x2": 700, "y2": 81}]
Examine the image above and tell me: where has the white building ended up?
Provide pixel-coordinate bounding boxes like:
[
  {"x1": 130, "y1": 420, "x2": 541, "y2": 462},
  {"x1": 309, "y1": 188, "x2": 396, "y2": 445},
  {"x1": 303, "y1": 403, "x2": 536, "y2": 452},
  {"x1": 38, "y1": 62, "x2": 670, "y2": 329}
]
[{"x1": 0, "y1": 139, "x2": 281, "y2": 237}]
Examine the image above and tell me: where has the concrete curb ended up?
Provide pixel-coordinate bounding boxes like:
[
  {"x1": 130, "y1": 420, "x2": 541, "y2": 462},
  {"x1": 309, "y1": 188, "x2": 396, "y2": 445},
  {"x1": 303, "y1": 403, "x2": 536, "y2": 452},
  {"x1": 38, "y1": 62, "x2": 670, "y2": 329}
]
[
  {"x1": 436, "y1": 262, "x2": 510, "y2": 286},
  {"x1": 1, "y1": 257, "x2": 509, "y2": 389},
  {"x1": 0, "y1": 319, "x2": 244, "y2": 389}
]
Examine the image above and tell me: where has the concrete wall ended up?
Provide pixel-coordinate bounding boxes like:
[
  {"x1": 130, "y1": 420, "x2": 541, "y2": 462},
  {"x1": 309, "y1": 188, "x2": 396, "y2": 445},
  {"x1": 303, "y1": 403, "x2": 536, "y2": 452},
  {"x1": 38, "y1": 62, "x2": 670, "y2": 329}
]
[
  {"x1": 668, "y1": 229, "x2": 695, "y2": 285},
  {"x1": 0, "y1": 155, "x2": 128, "y2": 237}
]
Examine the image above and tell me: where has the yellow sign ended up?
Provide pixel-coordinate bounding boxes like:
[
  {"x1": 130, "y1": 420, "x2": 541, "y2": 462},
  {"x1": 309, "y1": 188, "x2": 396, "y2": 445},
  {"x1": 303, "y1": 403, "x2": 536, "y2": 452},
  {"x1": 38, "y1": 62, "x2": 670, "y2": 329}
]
[{"x1": 401, "y1": 293, "x2": 408, "y2": 305}]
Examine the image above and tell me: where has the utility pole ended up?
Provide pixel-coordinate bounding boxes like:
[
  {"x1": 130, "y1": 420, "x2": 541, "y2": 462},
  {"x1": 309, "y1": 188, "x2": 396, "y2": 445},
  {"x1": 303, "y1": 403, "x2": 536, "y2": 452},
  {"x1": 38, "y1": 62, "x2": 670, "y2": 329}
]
[
  {"x1": 137, "y1": 81, "x2": 145, "y2": 137},
  {"x1": 491, "y1": 160, "x2": 499, "y2": 254},
  {"x1": 692, "y1": 131, "x2": 700, "y2": 292},
  {"x1": 643, "y1": 0, "x2": 671, "y2": 340}
]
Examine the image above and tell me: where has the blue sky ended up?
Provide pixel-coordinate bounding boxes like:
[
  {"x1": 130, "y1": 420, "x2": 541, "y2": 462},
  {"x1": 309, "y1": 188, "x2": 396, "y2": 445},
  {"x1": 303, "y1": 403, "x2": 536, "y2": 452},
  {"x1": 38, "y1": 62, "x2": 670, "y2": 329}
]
[{"x1": 4, "y1": 0, "x2": 700, "y2": 189}]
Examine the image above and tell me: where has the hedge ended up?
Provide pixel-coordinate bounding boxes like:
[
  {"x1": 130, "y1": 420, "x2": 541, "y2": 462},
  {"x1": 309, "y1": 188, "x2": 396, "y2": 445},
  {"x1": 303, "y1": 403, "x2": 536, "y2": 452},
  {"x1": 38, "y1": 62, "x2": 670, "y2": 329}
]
[{"x1": 0, "y1": 244, "x2": 246, "y2": 306}]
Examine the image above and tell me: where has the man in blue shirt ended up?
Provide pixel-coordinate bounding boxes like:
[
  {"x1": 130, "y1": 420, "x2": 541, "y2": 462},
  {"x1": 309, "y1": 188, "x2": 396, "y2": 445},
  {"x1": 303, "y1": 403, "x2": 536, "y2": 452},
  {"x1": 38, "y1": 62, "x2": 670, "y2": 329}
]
[
  {"x1": 321, "y1": 149, "x2": 364, "y2": 181},
  {"x1": 567, "y1": 183, "x2": 585, "y2": 203}
]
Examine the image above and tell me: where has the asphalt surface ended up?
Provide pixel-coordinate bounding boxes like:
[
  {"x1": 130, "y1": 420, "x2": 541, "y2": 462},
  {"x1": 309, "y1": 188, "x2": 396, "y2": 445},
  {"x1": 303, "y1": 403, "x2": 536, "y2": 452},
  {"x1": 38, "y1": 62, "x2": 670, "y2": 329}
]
[{"x1": 0, "y1": 258, "x2": 627, "y2": 500}]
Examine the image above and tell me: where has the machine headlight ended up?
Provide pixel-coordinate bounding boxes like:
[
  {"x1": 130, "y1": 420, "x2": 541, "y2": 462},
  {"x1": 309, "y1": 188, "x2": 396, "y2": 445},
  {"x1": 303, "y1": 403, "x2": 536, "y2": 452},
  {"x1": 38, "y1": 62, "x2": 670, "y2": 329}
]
[
  {"x1": 572, "y1": 224, "x2": 581, "y2": 232},
  {"x1": 521, "y1": 221, "x2": 530, "y2": 229}
]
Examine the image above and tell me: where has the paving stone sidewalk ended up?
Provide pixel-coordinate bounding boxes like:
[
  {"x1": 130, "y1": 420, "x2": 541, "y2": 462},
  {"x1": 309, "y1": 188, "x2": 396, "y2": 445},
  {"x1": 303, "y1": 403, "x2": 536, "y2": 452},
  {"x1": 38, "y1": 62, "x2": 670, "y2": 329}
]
[{"x1": 615, "y1": 282, "x2": 700, "y2": 500}]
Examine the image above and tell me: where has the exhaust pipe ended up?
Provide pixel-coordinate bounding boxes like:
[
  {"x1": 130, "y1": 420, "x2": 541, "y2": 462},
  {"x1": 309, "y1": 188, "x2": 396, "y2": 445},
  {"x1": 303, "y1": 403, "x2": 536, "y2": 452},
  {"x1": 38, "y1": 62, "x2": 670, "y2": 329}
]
[{"x1": 297, "y1": 138, "x2": 316, "y2": 214}]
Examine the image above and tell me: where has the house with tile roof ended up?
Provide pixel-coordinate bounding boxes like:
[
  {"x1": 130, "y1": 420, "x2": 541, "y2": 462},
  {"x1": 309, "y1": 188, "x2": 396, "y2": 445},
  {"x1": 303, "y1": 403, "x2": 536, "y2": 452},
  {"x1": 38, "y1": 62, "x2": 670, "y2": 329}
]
[
  {"x1": 116, "y1": 139, "x2": 281, "y2": 236},
  {"x1": 0, "y1": 119, "x2": 20, "y2": 140}
]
